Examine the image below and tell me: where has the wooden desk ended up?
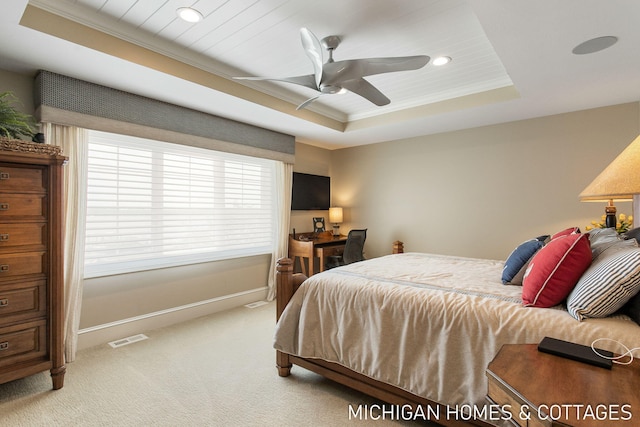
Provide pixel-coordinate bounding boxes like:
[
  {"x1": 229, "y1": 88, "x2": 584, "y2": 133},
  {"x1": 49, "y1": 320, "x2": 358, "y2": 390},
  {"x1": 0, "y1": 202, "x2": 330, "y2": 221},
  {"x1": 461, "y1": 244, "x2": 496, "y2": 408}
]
[
  {"x1": 486, "y1": 344, "x2": 639, "y2": 427},
  {"x1": 288, "y1": 231, "x2": 347, "y2": 276}
]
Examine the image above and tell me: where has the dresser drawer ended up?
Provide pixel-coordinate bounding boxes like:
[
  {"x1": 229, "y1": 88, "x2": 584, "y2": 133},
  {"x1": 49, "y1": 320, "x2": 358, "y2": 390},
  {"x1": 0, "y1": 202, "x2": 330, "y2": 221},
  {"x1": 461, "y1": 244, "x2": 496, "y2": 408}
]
[
  {"x1": 0, "y1": 280, "x2": 46, "y2": 322},
  {"x1": 0, "y1": 223, "x2": 46, "y2": 249},
  {"x1": 0, "y1": 195, "x2": 46, "y2": 219},
  {"x1": 0, "y1": 252, "x2": 45, "y2": 278},
  {"x1": 0, "y1": 320, "x2": 47, "y2": 367},
  {"x1": 0, "y1": 165, "x2": 44, "y2": 192}
]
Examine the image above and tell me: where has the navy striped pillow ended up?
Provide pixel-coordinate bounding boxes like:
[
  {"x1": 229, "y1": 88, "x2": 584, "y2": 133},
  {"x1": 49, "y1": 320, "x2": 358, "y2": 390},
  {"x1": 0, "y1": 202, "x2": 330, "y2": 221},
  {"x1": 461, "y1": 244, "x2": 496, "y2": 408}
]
[{"x1": 567, "y1": 247, "x2": 640, "y2": 321}]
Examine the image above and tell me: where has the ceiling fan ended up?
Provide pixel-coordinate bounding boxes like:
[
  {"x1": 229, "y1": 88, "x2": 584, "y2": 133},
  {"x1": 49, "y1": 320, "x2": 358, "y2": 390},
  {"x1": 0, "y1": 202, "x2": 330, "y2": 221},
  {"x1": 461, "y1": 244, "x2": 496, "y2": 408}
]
[{"x1": 234, "y1": 28, "x2": 430, "y2": 110}]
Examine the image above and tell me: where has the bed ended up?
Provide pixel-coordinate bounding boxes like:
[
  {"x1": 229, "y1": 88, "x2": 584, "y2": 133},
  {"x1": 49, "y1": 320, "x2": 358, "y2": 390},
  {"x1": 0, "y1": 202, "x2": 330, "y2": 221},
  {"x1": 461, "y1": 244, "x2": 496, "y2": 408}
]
[{"x1": 273, "y1": 236, "x2": 640, "y2": 427}]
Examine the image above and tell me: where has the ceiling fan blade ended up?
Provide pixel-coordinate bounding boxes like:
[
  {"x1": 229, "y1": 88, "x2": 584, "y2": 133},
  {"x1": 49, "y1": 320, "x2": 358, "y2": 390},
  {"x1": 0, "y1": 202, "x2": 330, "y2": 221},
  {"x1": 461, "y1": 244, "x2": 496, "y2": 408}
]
[
  {"x1": 340, "y1": 78, "x2": 390, "y2": 106},
  {"x1": 300, "y1": 28, "x2": 323, "y2": 89},
  {"x1": 323, "y1": 56, "x2": 429, "y2": 83},
  {"x1": 296, "y1": 95, "x2": 322, "y2": 110},
  {"x1": 356, "y1": 55, "x2": 430, "y2": 76},
  {"x1": 233, "y1": 74, "x2": 317, "y2": 90}
]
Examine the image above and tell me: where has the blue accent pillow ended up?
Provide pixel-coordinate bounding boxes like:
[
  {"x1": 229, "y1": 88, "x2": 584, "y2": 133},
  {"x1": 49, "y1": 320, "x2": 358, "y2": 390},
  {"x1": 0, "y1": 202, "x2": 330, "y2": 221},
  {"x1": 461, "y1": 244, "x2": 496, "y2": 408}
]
[{"x1": 502, "y1": 237, "x2": 548, "y2": 285}]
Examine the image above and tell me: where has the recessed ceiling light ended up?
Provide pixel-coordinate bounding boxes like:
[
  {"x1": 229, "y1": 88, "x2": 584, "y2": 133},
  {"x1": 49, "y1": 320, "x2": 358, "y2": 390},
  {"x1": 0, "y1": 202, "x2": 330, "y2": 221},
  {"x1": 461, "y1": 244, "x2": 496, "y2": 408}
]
[
  {"x1": 432, "y1": 56, "x2": 451, "y2": 66},
  {"x1": 176, "y1": 7, "x2": 203, "y2": 23},
  {"x1": 572, "y1": 36, "x2": 618, "y2": 55}
]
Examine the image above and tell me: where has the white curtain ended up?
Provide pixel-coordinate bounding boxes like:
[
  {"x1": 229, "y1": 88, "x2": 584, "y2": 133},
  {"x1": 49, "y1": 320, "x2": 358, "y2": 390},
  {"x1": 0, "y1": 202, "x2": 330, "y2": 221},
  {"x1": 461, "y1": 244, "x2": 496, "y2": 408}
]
[
  {"x1": 267, "y1": 162, "x2": 293, "y2": 301},
  {"x1": 44, "y1": 123, "x2": 88, "y2": 363}
]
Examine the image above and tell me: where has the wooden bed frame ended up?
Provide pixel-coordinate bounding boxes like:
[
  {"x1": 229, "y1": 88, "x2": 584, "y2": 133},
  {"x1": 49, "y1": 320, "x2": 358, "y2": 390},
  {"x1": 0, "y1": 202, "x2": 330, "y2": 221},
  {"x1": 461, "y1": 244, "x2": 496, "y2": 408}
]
[{"x1": 275, "y1": 241, "x2": 494, "y2": 427}]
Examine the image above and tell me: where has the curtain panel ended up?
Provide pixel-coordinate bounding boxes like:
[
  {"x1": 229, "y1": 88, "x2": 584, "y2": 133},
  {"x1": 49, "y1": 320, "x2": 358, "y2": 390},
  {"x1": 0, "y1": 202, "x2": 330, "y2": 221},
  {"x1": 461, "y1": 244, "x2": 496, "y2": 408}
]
[
  {"x1": 267, "y1": 162, "x2": 293, "y2": 300},
  {"x1": 45, "y1": 123, "x2": 88, "y2": 363}
]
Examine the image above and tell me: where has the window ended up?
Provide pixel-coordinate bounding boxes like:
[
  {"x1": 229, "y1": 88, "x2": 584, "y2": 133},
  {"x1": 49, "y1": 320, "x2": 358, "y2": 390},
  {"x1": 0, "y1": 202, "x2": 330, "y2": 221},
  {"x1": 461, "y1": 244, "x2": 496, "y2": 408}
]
[{"x1": 84, "y1": 130, "x2": 276, "y2": 278}]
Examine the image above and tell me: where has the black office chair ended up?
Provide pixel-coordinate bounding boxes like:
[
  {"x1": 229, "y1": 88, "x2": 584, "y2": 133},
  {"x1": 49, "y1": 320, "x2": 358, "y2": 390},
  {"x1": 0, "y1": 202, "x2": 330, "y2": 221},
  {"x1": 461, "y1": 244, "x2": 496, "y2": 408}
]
[{"x1": 327, "y1": 229, "x2": 367, "y2": 269}]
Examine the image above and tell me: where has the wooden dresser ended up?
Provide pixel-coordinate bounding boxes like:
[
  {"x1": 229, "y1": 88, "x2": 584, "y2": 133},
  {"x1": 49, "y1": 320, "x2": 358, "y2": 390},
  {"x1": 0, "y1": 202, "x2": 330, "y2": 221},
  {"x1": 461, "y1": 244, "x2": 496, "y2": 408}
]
[{"x1": 0, "y1": 139, "x2": 67, "y2": 390}]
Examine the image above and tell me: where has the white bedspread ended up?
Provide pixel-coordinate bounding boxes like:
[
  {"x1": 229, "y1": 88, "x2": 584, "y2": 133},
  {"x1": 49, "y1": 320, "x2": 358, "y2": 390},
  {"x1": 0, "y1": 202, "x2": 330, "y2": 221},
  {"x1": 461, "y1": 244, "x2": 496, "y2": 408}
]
[{"x1": 273, "y1": 253, "x2": 640, "y2": 407}]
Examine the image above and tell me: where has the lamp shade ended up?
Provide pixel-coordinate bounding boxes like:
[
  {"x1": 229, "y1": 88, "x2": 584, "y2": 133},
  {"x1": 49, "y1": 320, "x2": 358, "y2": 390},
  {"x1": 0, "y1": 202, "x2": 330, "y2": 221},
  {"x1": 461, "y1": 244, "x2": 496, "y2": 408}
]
[
  {"x1": 329, "y1": 207, "x2": 343, "y2": 223},
  {"x1": 579, "y1": 135, "x2": 640, "y2": 201}
]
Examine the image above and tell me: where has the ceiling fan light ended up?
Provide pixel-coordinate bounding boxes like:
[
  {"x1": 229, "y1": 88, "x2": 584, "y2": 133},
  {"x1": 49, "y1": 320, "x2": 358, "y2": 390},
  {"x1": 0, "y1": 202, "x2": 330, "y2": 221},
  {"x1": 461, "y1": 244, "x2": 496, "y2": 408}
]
[
  {"x1": 177, "y1": 7, "x2": 203, "y2": 23},
  {"x1": 433, "y1": 56, "x2": 451, "y2": 66}
]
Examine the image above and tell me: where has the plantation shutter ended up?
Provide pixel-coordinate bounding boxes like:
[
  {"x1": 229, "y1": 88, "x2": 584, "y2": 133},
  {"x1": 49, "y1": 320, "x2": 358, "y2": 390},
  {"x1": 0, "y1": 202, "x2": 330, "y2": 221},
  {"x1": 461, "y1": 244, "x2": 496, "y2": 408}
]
[{"x1": 84, "y1": 130, "x2": 275, "y2": 277}]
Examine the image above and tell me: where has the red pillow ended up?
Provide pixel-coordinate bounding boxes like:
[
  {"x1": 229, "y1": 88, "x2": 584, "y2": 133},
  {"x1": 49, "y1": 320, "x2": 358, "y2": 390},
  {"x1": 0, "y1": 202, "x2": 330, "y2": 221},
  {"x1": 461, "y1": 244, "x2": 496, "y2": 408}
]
[
  {"x1": 550, "y1": 226, "x2": 580, "y2": 240},
  {"x1": 522, "y1": 233, "x2": 591, "y2": 307}
]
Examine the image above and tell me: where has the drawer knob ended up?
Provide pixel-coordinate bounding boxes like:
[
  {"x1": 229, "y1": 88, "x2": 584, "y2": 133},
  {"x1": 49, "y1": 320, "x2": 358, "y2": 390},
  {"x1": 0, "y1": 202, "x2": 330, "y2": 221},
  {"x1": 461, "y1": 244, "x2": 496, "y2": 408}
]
[
  {"x1": 0, "y1": 203, "x2": 8, "y2": 211},
  {"x1": 0, "y1": 172, "x2": 9, "y2": 180},
  {"x1": 0, "y1": 298, "x2": 7, "y2": 307},
  {"x1": 0, "y1": 234, "x2": 8, "y2": 241},
  {"x1": 0, "y1": 265, "x2": 8, "y2": 272},
  {"x1": 0, "y1": 341, "x2": 8, "y2": 351}
]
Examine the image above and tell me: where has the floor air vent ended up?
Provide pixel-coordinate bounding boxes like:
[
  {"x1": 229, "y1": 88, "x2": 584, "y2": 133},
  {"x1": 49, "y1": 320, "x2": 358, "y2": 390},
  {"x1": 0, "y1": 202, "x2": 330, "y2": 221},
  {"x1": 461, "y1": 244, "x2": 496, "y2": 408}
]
[{"x1": 108, "y1": 333, "x2": 149, "y2": 349}]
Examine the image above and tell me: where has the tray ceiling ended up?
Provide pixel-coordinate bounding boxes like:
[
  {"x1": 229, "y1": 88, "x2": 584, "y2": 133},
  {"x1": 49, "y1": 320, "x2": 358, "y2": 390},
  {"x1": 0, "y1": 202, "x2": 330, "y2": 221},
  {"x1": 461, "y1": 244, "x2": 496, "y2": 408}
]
[{"x1": 0, "y1": 1, "x2": 639, "y2": 148}]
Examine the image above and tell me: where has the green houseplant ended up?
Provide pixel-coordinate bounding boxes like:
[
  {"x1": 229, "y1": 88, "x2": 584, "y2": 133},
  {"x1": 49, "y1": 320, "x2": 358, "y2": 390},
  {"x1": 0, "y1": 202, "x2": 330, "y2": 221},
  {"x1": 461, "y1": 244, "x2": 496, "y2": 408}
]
[{"x1": 0, "y1": 91, "x2": 36, "y2": 139}]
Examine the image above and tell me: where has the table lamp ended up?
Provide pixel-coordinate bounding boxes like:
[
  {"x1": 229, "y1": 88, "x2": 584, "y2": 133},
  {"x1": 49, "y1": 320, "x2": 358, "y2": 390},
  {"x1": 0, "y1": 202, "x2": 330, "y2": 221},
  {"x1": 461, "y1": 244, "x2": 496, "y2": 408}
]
[
  {"x1": 579, "y1": 135, "x2": 640, "y2": 228},
  {"x1": 329, "y1": 207, "x2": 343, "y2": 236}
]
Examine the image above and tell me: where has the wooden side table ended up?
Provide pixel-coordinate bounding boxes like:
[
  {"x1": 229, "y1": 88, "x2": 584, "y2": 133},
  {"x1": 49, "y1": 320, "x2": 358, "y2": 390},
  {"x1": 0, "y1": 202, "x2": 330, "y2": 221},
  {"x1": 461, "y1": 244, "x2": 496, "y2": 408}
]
[{"x1": 486, "y1": 344, "x2": 639, "y2": 427}]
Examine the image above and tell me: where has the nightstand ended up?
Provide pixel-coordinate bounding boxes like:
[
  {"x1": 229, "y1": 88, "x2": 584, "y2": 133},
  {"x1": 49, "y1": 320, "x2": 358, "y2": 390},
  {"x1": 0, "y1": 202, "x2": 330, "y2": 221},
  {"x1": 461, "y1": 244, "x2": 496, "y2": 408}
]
[{"x1": 486, "y1": 344, "x2": 639, "y2": 427}]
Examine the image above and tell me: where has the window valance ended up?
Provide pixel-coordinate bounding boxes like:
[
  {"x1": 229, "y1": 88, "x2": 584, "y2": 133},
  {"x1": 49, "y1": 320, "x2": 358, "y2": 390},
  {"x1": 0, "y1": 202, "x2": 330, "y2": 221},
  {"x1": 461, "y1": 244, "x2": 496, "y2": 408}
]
[{"x1": 34, "y1": 70, "x2": 295, "y2": 163}]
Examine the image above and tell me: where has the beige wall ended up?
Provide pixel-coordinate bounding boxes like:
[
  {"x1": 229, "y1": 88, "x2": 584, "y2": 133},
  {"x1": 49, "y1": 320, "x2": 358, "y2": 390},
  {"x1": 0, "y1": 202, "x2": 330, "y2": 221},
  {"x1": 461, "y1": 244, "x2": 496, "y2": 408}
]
[
  {"x1": 289, "y1": 141, "x2": 333, "y2": 234},
  {"x1": 0, "y1": 69, "x2": 35, "y2": 114},
  {"x1": 81, "y1": 255, "x2": 270, "y2": 329},
  {"x1": 327, "y1": 102, "x2": 640, "y2": 260}
]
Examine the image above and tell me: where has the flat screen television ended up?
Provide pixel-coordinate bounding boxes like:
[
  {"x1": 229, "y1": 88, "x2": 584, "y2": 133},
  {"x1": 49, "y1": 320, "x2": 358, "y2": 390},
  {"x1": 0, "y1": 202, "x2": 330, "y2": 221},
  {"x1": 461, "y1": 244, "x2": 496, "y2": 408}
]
[{"x1": 291, "y1": 172, "x2": 330, "y2": 210}]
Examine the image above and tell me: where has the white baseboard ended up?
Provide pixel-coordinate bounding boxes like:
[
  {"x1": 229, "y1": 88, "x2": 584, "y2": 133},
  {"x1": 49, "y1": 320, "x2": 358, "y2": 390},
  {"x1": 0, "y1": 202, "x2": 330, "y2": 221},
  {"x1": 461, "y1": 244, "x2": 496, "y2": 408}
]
[{"x1": 77, "y1": 287, "x2": 268, "y2": 351}]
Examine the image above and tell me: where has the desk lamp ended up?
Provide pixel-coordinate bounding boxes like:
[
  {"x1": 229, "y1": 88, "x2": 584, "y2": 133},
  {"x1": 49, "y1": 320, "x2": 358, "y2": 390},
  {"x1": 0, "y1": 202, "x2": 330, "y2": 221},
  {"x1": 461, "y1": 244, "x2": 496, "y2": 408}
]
[
  {"x1": 329, "y1": 207, "x2": 343, "y2": 237},
  {"x1": 580, "y1": 135, "x2": 640, "y2": 228}
]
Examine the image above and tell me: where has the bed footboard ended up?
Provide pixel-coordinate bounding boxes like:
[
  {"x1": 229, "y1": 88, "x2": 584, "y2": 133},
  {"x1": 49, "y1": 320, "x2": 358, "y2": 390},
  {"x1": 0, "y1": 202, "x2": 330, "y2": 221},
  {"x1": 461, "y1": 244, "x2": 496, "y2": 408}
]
[
  {"x1": 275, "y1": 258, "x2": 307, "y2": 376},
  {"x1": 275, "y1": 241, "x2": 405, "y2": 377}
]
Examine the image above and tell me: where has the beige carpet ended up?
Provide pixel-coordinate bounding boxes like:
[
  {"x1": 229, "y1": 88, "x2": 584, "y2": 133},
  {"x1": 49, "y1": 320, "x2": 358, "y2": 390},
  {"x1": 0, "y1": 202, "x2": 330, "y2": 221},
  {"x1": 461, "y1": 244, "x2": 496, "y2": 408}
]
[{"x1": 0, "y1": 301, "x2": 434, "y2": 426}]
